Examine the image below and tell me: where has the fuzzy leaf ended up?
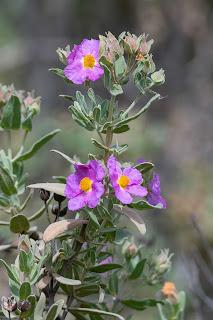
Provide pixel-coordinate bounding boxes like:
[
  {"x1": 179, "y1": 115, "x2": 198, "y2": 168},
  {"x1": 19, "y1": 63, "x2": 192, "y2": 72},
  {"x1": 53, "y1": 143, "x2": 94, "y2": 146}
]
[
  {"x1": 88, "y1": 263, "x2": 123, "y2": 273},
  {"x1": 52, "y1": 273, "x2": 81, "y2": 285},
  {"x1": 113, "y1": 205, "x2": 146, "y2": 235},
  {"x1": 1, "y1": 95, "x2": 21, "y2": 130},
  {"x1": 43, "y1": 219, "x2": 88, "y2": 243},
  {"x1": 27, "y1": 182, "x2": 65, "y2": 197},
  {"x1": 15, "y1": 129, "x2": 60, "y2": 162},
  {"x1": 121, "y1": 299, "x2": 164, "y2": 310},
  {"x1": 69, "y1": 308, "x2": 125, "y2": 320},
  {"x1": 34, "y1": 292, "x2": 46, "y2": 320},
  {"x1": 0, "y1": 163, "x2": 16, "y2": 195},
  {"x1": 10, "y1": 214, "x2": 30, "y2": 233}
]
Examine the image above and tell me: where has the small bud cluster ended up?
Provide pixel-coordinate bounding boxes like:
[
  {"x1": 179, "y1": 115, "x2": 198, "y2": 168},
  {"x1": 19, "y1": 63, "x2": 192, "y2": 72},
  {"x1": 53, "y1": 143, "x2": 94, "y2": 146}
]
[
  {"x1": 0, "y1": 83, "x2": 41, "y2": 114},
  {"x1": 3, "y1": 296, "x2": 31, "y2": 314},
  {"x1": 56, "y1": 45, "x2": 71, "y2": 65},
  {"x1": 147, "y1": 249, "x2": 173, "y2": 284}
]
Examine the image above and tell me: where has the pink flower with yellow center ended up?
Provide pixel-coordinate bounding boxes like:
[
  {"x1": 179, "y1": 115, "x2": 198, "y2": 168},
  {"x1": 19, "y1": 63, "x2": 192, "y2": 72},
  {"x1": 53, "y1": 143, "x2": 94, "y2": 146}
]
[
  {"x1": 64, "y1": 160, "x2": 105, "y2": 211},
  {"x1": 64, "y1": 39, "x2": 104, "y2": 84},
  {"x1": 107, "y1": 156, "x2": 148, "y2": 204}
]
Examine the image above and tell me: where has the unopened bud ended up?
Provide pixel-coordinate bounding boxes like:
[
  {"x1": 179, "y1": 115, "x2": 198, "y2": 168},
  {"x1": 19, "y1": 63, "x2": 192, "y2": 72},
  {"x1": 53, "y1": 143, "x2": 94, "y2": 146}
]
[
  {"x1": 54, "y1": 193, "x2": 66, "y2": 203},
  {"x1": 39, "y1": 189, "x2": 50, "y2": 202},
  {"x1": 3, "y1": 296, "x2": 17, "y2": 312},
  {"x1": 128, "y1": 244, "x2": 137, "y2": 257},
  {"x1": 56, "y1": 46, "x2": 71, "y2": 65},
  {"x1": 151, "y1": 69, "x2": 165, "y2": 85},
  {"x1": 18, "y1": 299, "x2": 31, "y2": 312},
  {"x1": 52, "y1": 204, "x2": 67, "y2": 217},
  {"x1": 25, "y1": 91, "x2": 41, "y2": 114},
  {"x1": 121, "y1": 32, "x2": 144, "y2": 55}
]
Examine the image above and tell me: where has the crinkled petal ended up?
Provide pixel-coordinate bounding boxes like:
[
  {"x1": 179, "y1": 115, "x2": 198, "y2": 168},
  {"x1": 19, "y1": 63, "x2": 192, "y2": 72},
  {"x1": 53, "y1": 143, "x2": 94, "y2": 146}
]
[
  {"x1": 148, "y1": 173, "x2": 161, "y2": 196},
  {"x1": 148, "y1": 192, "x2": 166, "y2": 209},
  {"x1": 107, "y1": 156, "x2": 122, "y2": 187},
  {"x1": 67, "y1": 192, "x2": 87, "y2": 211},
  {"x1": 74, "y1": 163, "x2": 90, "y2": 180},
  {"x1": 114, "y1": 186, "x2": 133, "y2": 204},
  {"x1": 87, "y1": 182, "x2": 105, "y2": 208},
  {"x1": 88, "y1": 160, "x2": 105, "y2": 182},
  {"x1": 126, "y1": 185, "x2": 148, "y2": 197},
  {"x1": 64, "y1": 173, "x2": 81, "y2": 198},
  {"x1": 80, "y1": 39, "x2": 100, "y2": 58},
  {"x1": 64, "y1": 62, "x2": 87, "y2": 84},
  {"x1": 86, "y1": 65, "x2": 104, "y2": 82},
  {"x1": 123, "y1": 166, "x2": 142, "y2": 185}
]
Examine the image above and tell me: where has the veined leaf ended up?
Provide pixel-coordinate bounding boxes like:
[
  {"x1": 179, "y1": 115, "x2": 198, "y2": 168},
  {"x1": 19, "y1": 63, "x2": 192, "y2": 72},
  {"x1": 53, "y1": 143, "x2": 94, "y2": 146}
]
[{"x1": 27, "y1": 182, "x2": 65, "y2": 196}]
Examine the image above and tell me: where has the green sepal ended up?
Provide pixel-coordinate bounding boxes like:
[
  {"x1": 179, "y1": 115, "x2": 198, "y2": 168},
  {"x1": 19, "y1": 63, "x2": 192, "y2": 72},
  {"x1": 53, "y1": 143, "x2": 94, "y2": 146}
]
[
  {"x1": 22, "y1": 109, "x2": 34, "y2": 131},
  {"x1": 1, "y1": 95, "x2": 21, "y2": 130},
  {"x1": 109, "y1": 84, "x2": 123, "y2": 96},
  {"x1": 115, "y1": 56, "x2": 127, "y2": 78},
  {"x1": 133, "y1": 71, "x2": 145, "y2": 94},
  {"x1": 14, "y1": 129, "x2": 61, "y2": 162}
]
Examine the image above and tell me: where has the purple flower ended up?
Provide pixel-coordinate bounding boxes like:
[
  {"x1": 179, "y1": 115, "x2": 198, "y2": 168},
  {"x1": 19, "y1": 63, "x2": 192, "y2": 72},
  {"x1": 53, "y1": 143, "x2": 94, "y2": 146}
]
[
  {"x1": 138, "y1": 158, "x2": 166, "y2": 209},
  {"x1": 64, "y1": 39, "x2": 104, "y2": 84},
  {"x1": 107, "y1": 156, "x2": 148, "y2": 204},
  {"x1": 64, "y1": 160, "x2": 105, "y2": 211}
]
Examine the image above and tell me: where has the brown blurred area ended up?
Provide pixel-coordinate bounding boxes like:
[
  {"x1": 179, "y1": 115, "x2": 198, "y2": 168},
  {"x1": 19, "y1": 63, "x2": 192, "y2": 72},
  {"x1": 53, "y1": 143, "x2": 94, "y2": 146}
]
[{"x1": 0, "y1": 0, "x2": 213, "y2": 319}]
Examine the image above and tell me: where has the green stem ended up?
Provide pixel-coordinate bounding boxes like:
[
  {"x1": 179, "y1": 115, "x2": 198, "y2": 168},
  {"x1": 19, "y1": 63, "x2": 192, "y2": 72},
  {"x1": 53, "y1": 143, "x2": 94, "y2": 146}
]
[
  {"x1": 97, "y1": 131, "x2": 105, "y2": 145},
  {"x1": 28, "y1": 193, "x2": 54, "y2": 221},
  {"x1": 104, "y1": 95, "x2": 115, "y2": 164},
  {"x1": 12, "y1": 131, "x2": 28, "y2": 162},
  {"x1": 92, "y1": 218, "x2": 108, "y2": 238},
  {"x1": 119, "y1": 92, "x2": 143, "y2": 120},
  {"x1": 118, "y1": 54, "x2": 131, "y2": 83},
  {"x1": 7, "y1": 130, "x2": 12, "y2": 159}
]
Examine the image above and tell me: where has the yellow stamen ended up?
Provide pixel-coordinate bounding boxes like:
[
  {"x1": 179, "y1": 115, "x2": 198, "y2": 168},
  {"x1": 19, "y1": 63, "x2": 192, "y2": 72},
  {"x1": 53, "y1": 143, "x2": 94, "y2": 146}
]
[
  {"x1": 83, "y1": 54, "x2": 95, "y2": 69},
  {"x1": 80, "y1": 177, "x2": 93, "y2": 192},
  {"x1": 117, "y1": 175, "x2": 130, "y2": 189}
]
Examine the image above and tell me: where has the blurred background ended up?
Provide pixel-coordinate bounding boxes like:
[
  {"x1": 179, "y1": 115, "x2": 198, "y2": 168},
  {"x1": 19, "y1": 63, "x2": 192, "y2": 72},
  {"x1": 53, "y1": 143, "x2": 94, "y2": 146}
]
[{"x1": 0, "y1": 0, "x2": 213, "y2": 319}]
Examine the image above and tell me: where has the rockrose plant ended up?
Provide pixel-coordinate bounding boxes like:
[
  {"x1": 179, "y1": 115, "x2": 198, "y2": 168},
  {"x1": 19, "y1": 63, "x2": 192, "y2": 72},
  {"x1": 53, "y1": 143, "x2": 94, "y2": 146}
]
[{"x1": 0, "y1": 32, "x2": 185, "y2": 320}]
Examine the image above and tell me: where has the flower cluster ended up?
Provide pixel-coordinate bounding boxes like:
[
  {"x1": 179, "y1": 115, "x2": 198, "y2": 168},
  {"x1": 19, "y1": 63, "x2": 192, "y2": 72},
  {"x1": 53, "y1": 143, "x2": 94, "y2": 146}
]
[{"x1": 65, "y1": 156, "x2": 166, "y2": 211}]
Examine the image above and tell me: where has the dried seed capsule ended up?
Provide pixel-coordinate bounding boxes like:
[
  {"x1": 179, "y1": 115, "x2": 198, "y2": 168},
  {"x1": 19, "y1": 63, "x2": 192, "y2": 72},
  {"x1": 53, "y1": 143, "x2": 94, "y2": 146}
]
[
  {"x1": 59, "y1": 206, "x2": 67, "y2": 217},
  {"x1": 53, "y1": 193, "x2": 66, "y2": 203},
  {"x1": 39, "y1": 189, "x2": 50, "y2": 201},
  {"x1": 51, "y1": 204, "x2": 59, "y2": 215},
  {"x1": 18, "y1": 299, "x2": 31, "y2": 312},
  {"x1": 3, "y1": 296, "x2": 17, "y2": 312}
]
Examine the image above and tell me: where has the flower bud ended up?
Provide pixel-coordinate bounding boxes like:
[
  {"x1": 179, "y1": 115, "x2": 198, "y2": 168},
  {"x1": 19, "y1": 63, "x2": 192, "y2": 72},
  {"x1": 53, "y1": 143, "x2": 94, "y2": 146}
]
[
  {"x1": 54, "y1": 193, "x2": 66, "y2": 203},
  {"x1": 18, "y1": 299, "x2": 31, "y2": 312},
  {"x1": 154, "y1": 249, "x2": 173, "y2": 275},
  {"x1": 121, "y1": 32, "x2": 145, "y2": 55},
  {"x1": 99, "y1": 32, "x2": 123, "y2": 65},
  {"x1": 151, "y1": 69, "x2": 165, "y2": 85},
  {"x1": 56, "y1": 46, "x2": 71, "y2": 65},
  {"x1": 0, "y1": 84, "x2": 8, "y2": 106},
  {"x1": 18, "y1": 235, "x2": 31, "y2": 253},
  {"x1": 39, "y1": 189, "x2": 50, "y2": 202},
  {"x1": 2, "y1": 296, "x2": 17, "y2": 312},
  {"x1": 122, "y1": 241, "x2": 138, "y2": 259},
  {"x1": 24, "y1": 91, "x2": 41, "y2": 114}
]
